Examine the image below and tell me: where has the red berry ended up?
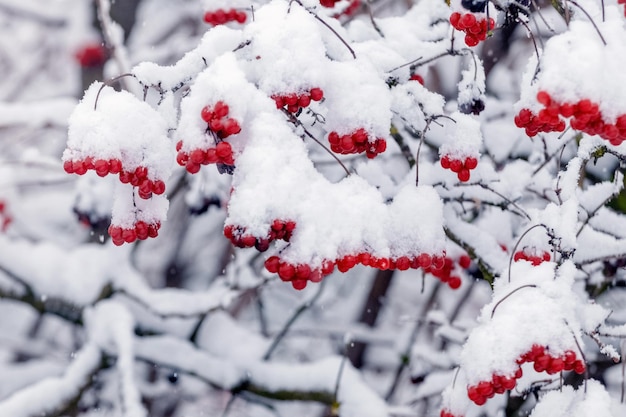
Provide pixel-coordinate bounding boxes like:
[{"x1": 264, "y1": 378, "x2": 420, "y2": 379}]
[
  {"x1": 573, "y1": 360, "x2": 586, "y2": 374},
  {"x1": 310, "y1": 87, "x2": 324, "y2": 101},
  {"x1": 547, "y1": 357, "x2": 564, "y2": 374},
  {"x1": 458, "y1": 255, "x2": 471, "y2": 269},
  {"x1": 337, "y1": 255, "x2": 356, "y2": 272},
  {"x1": 295, "y1": 264, "x2": 312, "y2": 280},
  {"x1": 449, "y1": 12, "x2": 462, "y2": 29},
  {"x1": 464, "y1": 157, "x2": 478, "y2": 170},
  {"x1": 63, "y1": 160, "x2": 75, "y2": 174},
  {"x1": 284, "y1": 94, "x2": 298, "y2": 106},
  {"x1": 278, "y1": 263, "x2": 296, "y2": 281},
  {"x1": 108, "y1": 225, "x2": 123, "y2": 240},
  {"x1": 298, "y1": 94, "x2": 311, "y2": 108},
  {"x1": 190, "y1": 149, "x2": 205, "y2": 164},
  {"x1": 152, "y1": 180, "x2": 166, "y2": 195},
  {"x1": 122, "y1": 228, "x2": 137, "y2": 243},
  {"x1": 201, "y1": 106, "x2": 214, "y2": 123},
  {"x1": 109, "y1": 159, "x2": 122, "y2": 174},
  {"x1": 460, "y1": 13, "x2": 477, "y2": 29},
  {"x1": 396, "y1": 256, "x2": 410, "y2": 271},
  {"x1": 464, "y1": 34, "x2": 479, "y2": 47},
  {"x1": 292, "y1": 279, "x2": 308, "y2": 290},
  {"x1": 449, "y1": 159, "x2": 462, "y2": 173},
  {"x1": 235, "y1": 11, "x2": 247, "y2": 24},
  {"x1": 309, "y1": 269, "x2": 323, "y2": 283},
  {"x1": 417, "y1": 253, "x2": 432, "y2": 268},
  {"x1": 135, "y1": 221, "x2": 149, "y2": 240},
  {"x1": 216, "y1": 142, "x2": 232, "y2": 159},
  {"x1": 448, "y1": 276, "x2": 462, "y2": 289},
  {"x1": 457, "y1": 169, "x2": 470, "y2": 182},
  {"x1": 186, "y1": 161, "x2": 201, "y2": 174},
  {"x1": 476, "y1": 381, "x2": 493, "y2": 397},
  {"x1": 440, "y1": 156, "x2": 451, "y2": 169},
  {"x1": 75, "y1": 44, "x2": 106, "y2": 67},
  {"x1": 321, "y1": 260, "x2": 335, "y2": 275},
  {"x1": 265, "y1": 256, "x2": 281, "y2": 273}
]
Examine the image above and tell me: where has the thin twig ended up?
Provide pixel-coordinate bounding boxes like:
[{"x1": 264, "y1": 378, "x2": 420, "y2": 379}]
[
  {"x1": 293, "y1": 0, "x2": 356, "y2": 59},
  {"x1": 491, "y1": 284, "x2": 537, "y2": 318},
  {"x1": 263, "y1": 280, "x2": 327, "y2": 360},
  {"x1": 568, "y1": 0, "x2": 607, "y2": 45},
  {"x1": 281, "y1": 109, "x2": 351, "y2": 176}
]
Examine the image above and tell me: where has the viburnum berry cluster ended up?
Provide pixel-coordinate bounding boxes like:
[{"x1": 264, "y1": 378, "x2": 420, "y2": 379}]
[
  {"x1": 328, "y1": 128, "x2": 387, "y2": 158},
  {"x1": 203, "y1": 9, "x2": 247, "y2": 25},
  {"x1": 515, "y1": 91, "x2": 626, "y2": 145},
  {"x1": 423, "y1": 255, "x2": 466, "y2": 289},
  {"x1": 440, "y1": 154, "x2": 478, "y2": 182},
  {"x1": 272, "y1": 88, "x2": 324, "y2": 113},
  {"x1": 63, "y1": 157, "x2": 166, "y2": 200},
  {"x1": 223, "y1": 219, "x2": 296, "y2": 251},
  {"x1": 513, "y1": 249, "x2": 550, "y2": 265},
  {"x1": 466, "y1": 345, "x2": 585, "y2": 406},
  {"x1": 176, "y1": 100, "x2": 241, "y2": 173},
  {"x1": 108, "y1": 221, "x2": 161, "y2": 246},
  {"x1": 449, "y1": 12, "x2": 495, "y2": 47},
  {"x1": 264, "y1": 251, "x2": 463, "y2": 290}
]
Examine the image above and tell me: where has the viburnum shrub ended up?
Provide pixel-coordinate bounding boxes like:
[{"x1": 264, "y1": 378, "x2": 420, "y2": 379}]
[{"x1": 48, "y1": 0, "x2": 626, "y2": 416}]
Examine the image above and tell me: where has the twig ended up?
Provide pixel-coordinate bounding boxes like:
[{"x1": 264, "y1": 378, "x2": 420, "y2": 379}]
[
  {"x1": 281, "y1": 109, "x2": 351, "y2": 176},
  {"x1": 293, "y1": 0, "x2": 356, "y2": 59},
  {"x1": 263, "y1": 280, "x2": 327, "y2": 360},
  {"x1": 491, "y1": 284, "x2": 537, "y2": 318},
  {"x1": 567, "y1": 1, "x2": 607, "y2": 45}
]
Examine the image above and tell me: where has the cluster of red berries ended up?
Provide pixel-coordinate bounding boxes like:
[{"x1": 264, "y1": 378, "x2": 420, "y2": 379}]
[
  {"x1": 422, "y1": 255, "x2": 466, "y2": 289},
  {"x1": 467, "y1": 345, "x2": 585, "y2": 406},
  {"x1": 203, "y1": 9, "x2": 247, "y2": 25},
  {"x1": 176, "y1": 101, "x2": 241, "y2": 173},
  {"x1": 440, "y1": 155, "x2": 478, "y2": 182},
  {"x1": 467, "y1": 369, "x2": 522, "y2": 405},
  {"x1": 264, "y1": 251, "x2": 463, "y2": 290},
  {"x1": 410, "y1": 74, "x2": 425, "y2": 85},
  {"x1": 201, "y1": 101, "x2": 242, "y2": 139},
  {"x1": 513, "y1": 250, "x2": 550, "y2": 266},
  {"x1": 272, "y1": 88, "x2": 324, "y2": 114},
  {"x1": 449, "y1": 12, "x2": 495, "y2": 47},
  {"x1": 328, "y1": 129, "x2": 387, "y2": 158},
  {"x1": 75, "y1": 43, "x2": 106, "y2": 68},
  {"x1": 516, "y1": 91, "x2": 626, "y2": 145},
  {"x1": 108, "y1": 221, "x2": 161, "y2": 246},
  {"x1": 176, "y1": 141, "x2": 234, "y2": 174},
  {"x1": 518, "y1": 344, "x2": 585, "y2": 374},
  {"x1": 320, "y1": 0, "x2": 340, "y2": 7},
  {"x1": 0, "y1": 201, "x2": 12, "y2": 232},
  {"x1": 223, "y1": 219, "x2": 296, "y2": 251},
  {"x1": 63, "y1": 157, "x2": 166, "y2": 200},
  {"x1": 265, "y1": 256, "x2": 330, "y2": 290}
]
